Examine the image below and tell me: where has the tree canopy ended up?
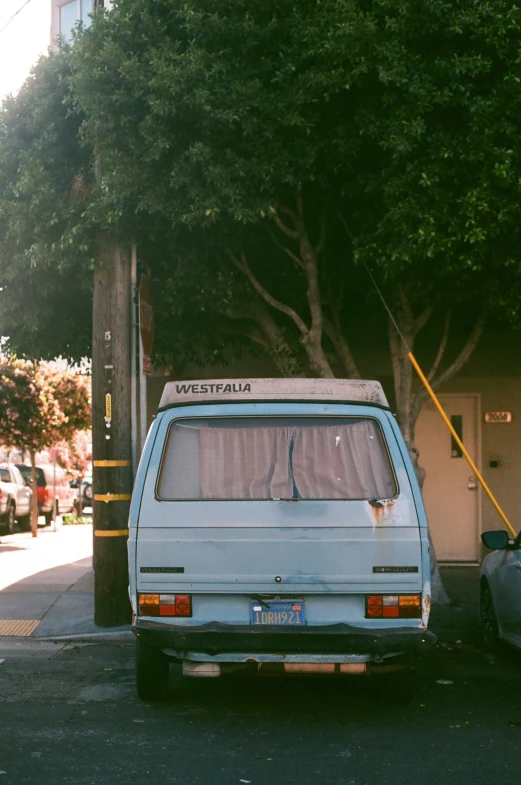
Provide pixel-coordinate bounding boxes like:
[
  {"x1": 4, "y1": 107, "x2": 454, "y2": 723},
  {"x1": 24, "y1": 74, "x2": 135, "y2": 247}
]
[
  {"x1": 1, "y1": 1, "x2": 521, "y2": 448},
  {"x1": 0, "y1": 49, "x2": 94, "y2": 360},
  {"x1": 67, "y1": 0, "x2": 521, "y2": 442}
]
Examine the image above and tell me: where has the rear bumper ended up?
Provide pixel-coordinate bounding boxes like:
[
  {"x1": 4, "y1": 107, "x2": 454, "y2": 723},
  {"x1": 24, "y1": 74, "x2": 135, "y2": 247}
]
[{"x1": 134, "y1": 620, "x2": 436, "y2": 657}]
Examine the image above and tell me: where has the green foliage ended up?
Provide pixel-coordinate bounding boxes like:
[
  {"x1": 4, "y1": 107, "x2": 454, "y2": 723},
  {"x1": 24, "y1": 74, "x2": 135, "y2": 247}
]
[
  {"x1": 62, "y1": 514, "x2": 90, "y2": 525},
  {"x1": 69, "y1": 0, "x2": 521, "y2": 372},
  {"x1": 0, "y1": 49, "x2": 95, "y2": 360}
]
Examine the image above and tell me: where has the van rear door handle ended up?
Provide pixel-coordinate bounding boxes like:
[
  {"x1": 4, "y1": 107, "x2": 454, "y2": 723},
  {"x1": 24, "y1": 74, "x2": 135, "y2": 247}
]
[{"x1": 467, "y1": 477, "x2": 478, "y2": 491}]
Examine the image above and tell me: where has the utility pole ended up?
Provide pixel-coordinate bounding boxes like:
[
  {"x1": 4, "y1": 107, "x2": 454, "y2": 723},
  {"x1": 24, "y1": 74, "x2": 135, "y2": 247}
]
[{"x1": 92, "y1": 236, "x2": 132, "y2": 626}]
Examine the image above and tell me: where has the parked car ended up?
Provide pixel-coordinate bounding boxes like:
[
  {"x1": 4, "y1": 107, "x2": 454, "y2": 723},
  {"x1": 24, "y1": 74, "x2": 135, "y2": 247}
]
[
  {"x1": 15, "y1": 464, "x2": 76, "y2": 526},
  {"x1": 70, "y1": 474, "x2": 93, "y2": 514},
  {"x1": 0, "y1": 463, "x2": 32, "y2": 533},
  {"x1": 480, "y1": 529, "x2": 521, "y2": 651}
]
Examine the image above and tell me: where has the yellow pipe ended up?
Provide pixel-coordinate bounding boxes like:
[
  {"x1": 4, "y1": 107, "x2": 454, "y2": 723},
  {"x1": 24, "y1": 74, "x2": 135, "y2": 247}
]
[{"x1": 408, "y1": 351, "x2": 517, "y2": 538}]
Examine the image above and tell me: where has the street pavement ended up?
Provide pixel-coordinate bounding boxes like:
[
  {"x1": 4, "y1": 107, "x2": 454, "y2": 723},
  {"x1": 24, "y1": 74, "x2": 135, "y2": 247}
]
[
  {"x1": 0, "y1": 519, "x2": 131, "y2": 640},
  {"x1": 1, "y1": 524, "x2": 521, "y2": 784}
]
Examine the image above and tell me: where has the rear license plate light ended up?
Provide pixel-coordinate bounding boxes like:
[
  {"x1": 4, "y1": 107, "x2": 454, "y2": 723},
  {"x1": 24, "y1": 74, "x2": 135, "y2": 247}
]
[
  {"x1": 138, "y1": 593, "x2": 192, "y2": 617},
  {"x1": 365, "y1": 594, "x2": 421, "y2": 619}
]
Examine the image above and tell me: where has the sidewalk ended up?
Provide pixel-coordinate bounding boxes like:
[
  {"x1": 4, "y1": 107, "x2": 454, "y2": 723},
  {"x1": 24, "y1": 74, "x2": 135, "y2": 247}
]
[
  {"x1": 0, "y1": 521, "x2": 481, "y2": 644},
  {"x1": 0, "y1": 521, "x2": 132, "y2": 642}
]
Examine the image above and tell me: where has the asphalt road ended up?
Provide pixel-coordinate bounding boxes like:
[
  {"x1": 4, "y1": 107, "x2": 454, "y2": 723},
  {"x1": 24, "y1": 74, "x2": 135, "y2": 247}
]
[{"x1": 0, "y1": 637, "x2": 520, "y2": 785}]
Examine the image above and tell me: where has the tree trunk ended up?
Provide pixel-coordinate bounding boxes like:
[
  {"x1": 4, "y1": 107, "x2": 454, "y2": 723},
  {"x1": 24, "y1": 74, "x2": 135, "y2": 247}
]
[
  {"x1": 29, "y1": 449, "x2": 38, "y2": 538},
  {"x1": 92, "y1": 236, "x2": 132, "y2": 627},
  {"x1": 389, "y1": 296, "x2": 453, "y2": 605}
]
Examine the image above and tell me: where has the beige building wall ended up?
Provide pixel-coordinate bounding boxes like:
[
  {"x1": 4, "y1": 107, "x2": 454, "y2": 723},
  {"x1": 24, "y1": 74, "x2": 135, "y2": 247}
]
[{"x1": 434, "y1": 375, "x2": 521, "y2": 537}]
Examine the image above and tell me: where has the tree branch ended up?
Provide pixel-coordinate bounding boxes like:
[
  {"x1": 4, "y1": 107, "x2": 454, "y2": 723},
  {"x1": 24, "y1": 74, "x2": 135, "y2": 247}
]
[
  {"x1": 273, "y1": 200, "x2": 301, "y2": 239},
  {"x1": 411, "y1": 312, "x2": 486, "y2": 426},
  {"x1": 427, "y1": 311, "x2": 451, "y2": 383},
  {"x1": 430, "y1": 313, "x2": 486, "y2": 392},
  {"x1": 267, "y1": 226, "x2": 305, "y2": 269},
  {"x1": 387, "y1": 316, "x2": 402, "y2": 407},
  {"x1": 215, "y1": 314, "x2": 270, "y2": 350},
  {"x1": 415, "y1": 304, "x2": 433, "y2": 334},
  {"x1": 323, "y1": 315, "x2": 361, "y2": 378},
  {"x1": 228, "y1": 249, "x2": 309, "y2": 336},
  {"x1": 315, "y1": 210, "x2": 327, "y2": 256}
]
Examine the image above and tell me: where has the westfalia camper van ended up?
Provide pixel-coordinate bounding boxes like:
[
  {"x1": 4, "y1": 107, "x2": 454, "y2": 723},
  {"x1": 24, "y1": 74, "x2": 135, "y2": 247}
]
[{"x1": 128, "y1": 379, "x2": 435, "y2": 702}]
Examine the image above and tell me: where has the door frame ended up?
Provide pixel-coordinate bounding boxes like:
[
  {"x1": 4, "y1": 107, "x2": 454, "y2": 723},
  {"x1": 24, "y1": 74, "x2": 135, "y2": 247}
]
[{"x1": 419, "y1": 392, "x2": 482, "y2": 565}]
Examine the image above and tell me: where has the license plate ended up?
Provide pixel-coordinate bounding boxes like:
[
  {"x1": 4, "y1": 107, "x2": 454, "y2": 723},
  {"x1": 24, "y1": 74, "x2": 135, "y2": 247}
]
[{"x1": 250, "y1": 600, "x2": 305, "y2": 625}]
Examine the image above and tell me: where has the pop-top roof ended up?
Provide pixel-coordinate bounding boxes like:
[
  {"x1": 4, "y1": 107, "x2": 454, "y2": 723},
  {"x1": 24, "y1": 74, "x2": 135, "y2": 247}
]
[{"x1": 159, "y1": 378, "x2": 389, "y2": 410}]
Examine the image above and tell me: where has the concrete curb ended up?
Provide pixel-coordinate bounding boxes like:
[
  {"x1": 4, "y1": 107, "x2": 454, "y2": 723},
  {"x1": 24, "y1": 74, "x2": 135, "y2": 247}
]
[{"x1": 33, "y1": 629, "x2": 135, "y2": 644}]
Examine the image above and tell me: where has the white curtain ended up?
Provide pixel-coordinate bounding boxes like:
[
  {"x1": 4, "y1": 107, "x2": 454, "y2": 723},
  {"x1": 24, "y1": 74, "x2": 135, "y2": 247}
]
[
  {"x1": 290, "y1": 421, "x2": 395, "y2": 499},
  {"x1": 159, "y1": 419, "x2": 395, "y2": 501},
  {"x1": 199, "y1": 426, "x2": 294, "y2": 499}
]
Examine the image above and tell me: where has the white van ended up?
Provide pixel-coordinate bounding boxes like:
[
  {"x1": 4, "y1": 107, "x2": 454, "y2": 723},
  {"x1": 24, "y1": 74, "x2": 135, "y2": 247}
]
[{"x1": 128, "y1": 379, "x2": 435, "y2": 702}]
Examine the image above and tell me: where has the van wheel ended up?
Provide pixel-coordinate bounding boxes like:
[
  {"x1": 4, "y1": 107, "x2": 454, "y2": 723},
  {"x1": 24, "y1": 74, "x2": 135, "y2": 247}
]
[{"x1": 136, "y1": 638, "x2": 169, "y2": 701}]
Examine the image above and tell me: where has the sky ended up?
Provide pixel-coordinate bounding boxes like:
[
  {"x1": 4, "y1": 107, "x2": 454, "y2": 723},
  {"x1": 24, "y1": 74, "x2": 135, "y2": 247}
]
[{"x1": 0, "y1": 0, "x2": 52, "y2": 101}]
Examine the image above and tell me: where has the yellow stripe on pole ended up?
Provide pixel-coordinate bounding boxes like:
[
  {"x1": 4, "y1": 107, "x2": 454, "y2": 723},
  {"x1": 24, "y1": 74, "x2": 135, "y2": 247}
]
[
  {"x1": 94, "y1": 529, "x2": 129, "y2": 537},
  {"x1": 93, "y1": 460, "x2": 131, "y2": 467},
  {"x1": 408, "y1": 352, "x2": 517, "y2": 538},
  {"x1": 94, "y1": 494, "x2": 132, "y2": 502}
]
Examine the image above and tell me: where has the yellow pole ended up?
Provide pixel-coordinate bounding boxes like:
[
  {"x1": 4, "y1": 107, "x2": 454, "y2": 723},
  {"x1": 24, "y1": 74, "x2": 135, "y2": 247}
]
[{"x1": 408, "y1": 352, "x2": 517, "y2": 538}]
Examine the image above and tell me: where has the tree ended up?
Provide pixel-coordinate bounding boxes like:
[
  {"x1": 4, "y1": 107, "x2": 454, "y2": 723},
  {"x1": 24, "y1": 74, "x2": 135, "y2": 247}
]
[
  {"x1": 0, "y1": 358, "x2": 91, "y2": 535},
  {"x1": 71, "y1": 0, "x2": 521, "y2": 438},
  {"x1": 0, "y1": 49, "x2": 94, "y2": 361}
]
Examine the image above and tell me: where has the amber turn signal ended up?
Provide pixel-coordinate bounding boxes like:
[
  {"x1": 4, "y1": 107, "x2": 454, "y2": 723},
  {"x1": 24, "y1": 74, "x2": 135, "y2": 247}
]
[
  {"x1": 365, "y1": 594, "x2": 421, "y2": 619},
  {"x1": 138, "y1": 593, "x2": 192, "y2": 617}
]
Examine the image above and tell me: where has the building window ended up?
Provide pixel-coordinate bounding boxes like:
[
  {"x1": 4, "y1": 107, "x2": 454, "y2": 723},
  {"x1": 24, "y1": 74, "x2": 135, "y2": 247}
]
[{"x1": 59, "y1": 0, "x2": 94, "y2": 42}]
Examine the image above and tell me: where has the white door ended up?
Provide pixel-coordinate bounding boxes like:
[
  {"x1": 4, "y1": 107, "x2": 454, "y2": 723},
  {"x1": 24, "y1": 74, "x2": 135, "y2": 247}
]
[{"x1": 415, "y1": 395, "x2": 480, "y2": 562}]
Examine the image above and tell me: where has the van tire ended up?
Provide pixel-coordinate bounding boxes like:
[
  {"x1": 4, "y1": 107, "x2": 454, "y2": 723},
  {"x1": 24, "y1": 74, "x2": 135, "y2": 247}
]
[{"x1": 136, "y1": 639, "x2": 169, "y2": 700}]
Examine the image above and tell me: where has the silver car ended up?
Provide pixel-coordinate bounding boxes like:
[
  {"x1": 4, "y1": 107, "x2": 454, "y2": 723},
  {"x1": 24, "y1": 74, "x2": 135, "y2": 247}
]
[
  {"x1": 0, "y1": 463, "x2": 32, "y2": 533},
  {"x1": 480, "y1": 529, "x2": 521, "y2": 651}
]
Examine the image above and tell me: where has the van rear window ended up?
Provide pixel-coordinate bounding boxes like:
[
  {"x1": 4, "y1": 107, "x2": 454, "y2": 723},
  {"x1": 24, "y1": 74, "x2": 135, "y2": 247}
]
[{"x1": 157, "y1": 417, "x2": 396, "y2": 501}]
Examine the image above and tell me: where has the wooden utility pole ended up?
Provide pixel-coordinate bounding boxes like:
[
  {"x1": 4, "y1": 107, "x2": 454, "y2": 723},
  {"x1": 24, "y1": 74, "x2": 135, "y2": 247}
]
[{"x1": 92, "y1": 236, "x2": 132, "y2": 626}]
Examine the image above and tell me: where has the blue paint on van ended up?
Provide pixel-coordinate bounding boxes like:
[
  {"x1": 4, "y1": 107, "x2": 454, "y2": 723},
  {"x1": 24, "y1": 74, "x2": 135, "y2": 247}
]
[{"x1": 129, "y1": 383, "x2": 436, "y2": 701}]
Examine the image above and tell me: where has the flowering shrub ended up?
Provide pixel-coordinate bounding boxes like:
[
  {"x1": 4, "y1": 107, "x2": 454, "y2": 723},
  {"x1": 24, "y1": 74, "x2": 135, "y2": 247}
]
[{"x1": 0, "y1": 358, "x2": 91, "y2": 535}]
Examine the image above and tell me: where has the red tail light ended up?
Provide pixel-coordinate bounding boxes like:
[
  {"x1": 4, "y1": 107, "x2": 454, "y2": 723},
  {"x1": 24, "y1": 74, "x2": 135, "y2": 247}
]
[
  {"x1": 138, "y1": 593, "x2": 192, "y2": 617},
  {"x1": 42, "y1": 487, "x2": 50, "y2": 503},
  {"x1": 366, "y1": 594, "x2": 421, "y2": 619}
]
